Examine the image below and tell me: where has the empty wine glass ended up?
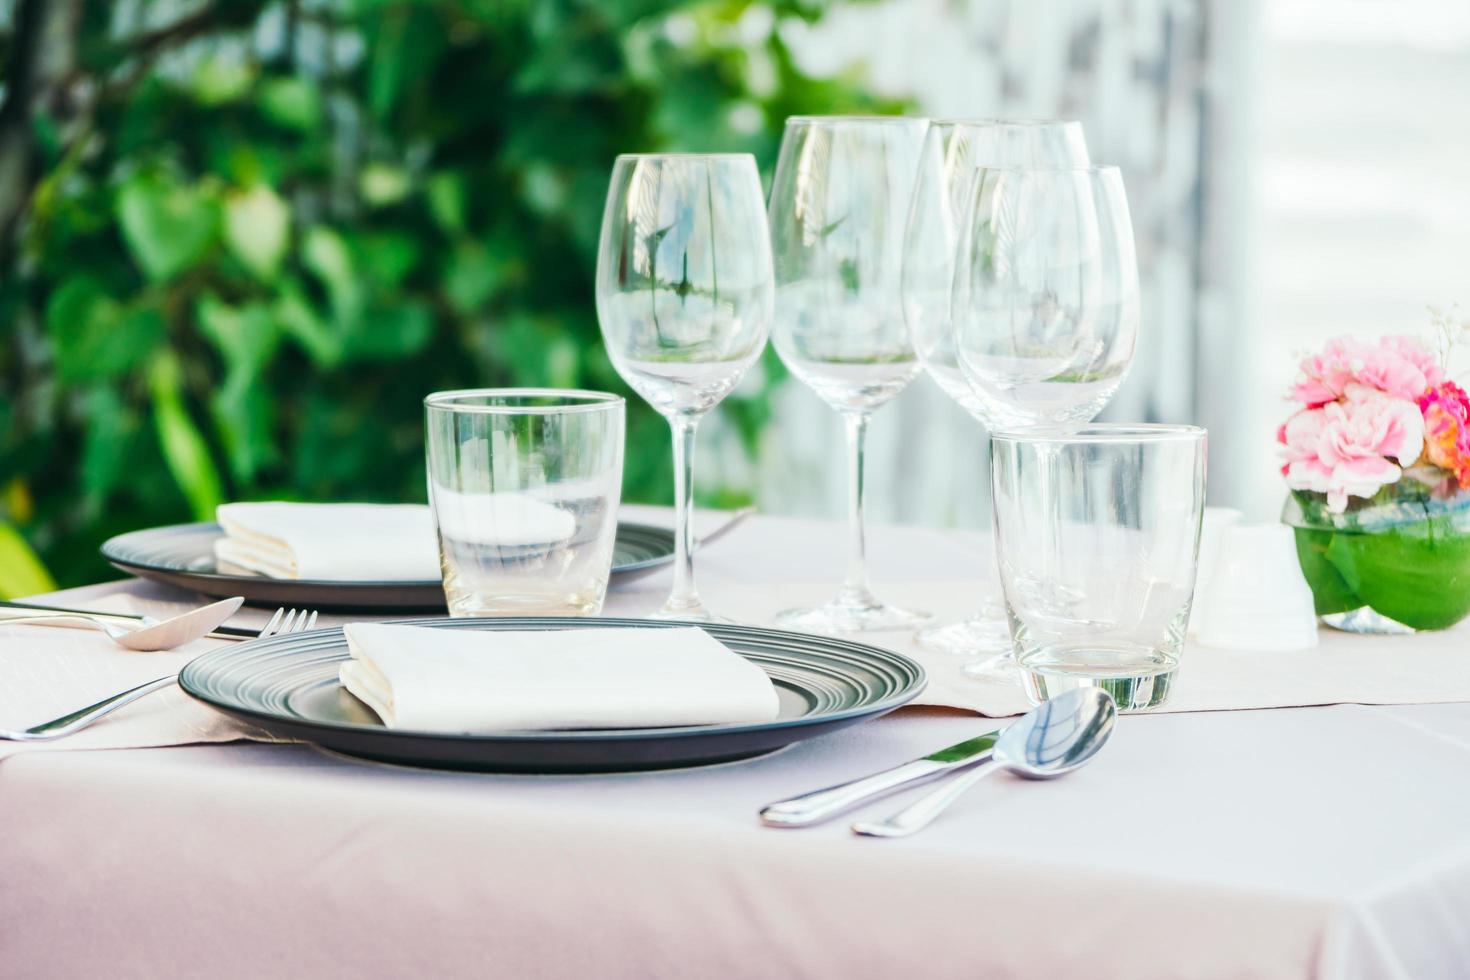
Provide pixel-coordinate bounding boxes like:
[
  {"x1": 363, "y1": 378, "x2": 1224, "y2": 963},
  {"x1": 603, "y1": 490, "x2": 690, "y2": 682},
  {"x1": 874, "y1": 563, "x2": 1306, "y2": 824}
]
[
  {"x1": 768, "y1": 115, "x2": 931, "y2": 633},
  {"x1": 596, "y1": 154, "x2": 773, "y2": 621},
  {"x1": 951, "y1": 164, "x2": 1140, "y2": 675},
  {"x1": 901, "y1": 119, "x2": 1090, "y2": 658}
]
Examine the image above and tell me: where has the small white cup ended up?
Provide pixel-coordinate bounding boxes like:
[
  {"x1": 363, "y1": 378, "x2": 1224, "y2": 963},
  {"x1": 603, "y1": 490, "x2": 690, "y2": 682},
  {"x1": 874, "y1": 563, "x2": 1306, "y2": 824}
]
[
  {"x1": 1195, "y1": 523, "x2": 1318, "y2": 651},
  {"x1": 1188, "y1": 507, "x2": 1244, "y2": 637}
]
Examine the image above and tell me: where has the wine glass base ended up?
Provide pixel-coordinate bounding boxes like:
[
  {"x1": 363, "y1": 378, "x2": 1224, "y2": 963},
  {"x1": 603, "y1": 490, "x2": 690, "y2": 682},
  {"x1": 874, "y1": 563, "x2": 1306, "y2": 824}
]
[
  {"x1": 960, "y1": 651, "x2": 1019, "y2": 680},
  {"x1": 916, "y1": 605, "x2": 1010, "y2": 656},
  {"x1": 645, "y1": 597, "x2": 734, "y2": 625},
  {"x1": 776, "y1": 590, "x2": 930, "y2": 634}
]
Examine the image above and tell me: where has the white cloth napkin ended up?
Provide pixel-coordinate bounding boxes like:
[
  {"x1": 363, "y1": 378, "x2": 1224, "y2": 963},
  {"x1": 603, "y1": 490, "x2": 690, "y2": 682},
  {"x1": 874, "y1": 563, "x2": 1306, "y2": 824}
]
[
  {"x1": 215, "y1": 498, "x2": 580, "y2": 582},
  {"x1": 338, "y1": 623, "x2": 782, "y2": 732},
  {"x1": 215, "y1": 502, "x2": 443, "y2": 581}
]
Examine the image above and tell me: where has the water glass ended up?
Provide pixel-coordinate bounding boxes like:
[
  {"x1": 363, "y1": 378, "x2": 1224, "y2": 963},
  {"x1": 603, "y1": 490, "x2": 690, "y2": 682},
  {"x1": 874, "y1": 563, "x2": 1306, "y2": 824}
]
[
  {"x1": 990, "y1": 425, "x2": 1206, "y2": 710},
  {"x1": 424, "y1": 389, "x2": 625, "y2": 617}
]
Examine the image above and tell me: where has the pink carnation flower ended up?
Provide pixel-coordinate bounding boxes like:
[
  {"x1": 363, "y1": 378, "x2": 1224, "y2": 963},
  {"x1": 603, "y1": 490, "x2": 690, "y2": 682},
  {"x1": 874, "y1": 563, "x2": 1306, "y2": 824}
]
[
  {"x1": 1381, "y1": 335, "x2": 1446, "y2": 389},
  {"x1": 1279, "y1": 388, "x2": 1425, "y2": 512},
  {"x1": 1419, "y1": 381, "x2": 1470, "y2": 486},
  {"x1": 1289, "y1": 335, "x2": 1441, "y2": 407}
]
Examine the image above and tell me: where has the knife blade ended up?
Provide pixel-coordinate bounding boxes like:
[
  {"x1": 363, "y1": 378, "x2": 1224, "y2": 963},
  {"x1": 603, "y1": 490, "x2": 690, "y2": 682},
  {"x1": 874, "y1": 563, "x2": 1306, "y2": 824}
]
[
  {"x1": 0, "y1": 599, "x2": 260, "y2": 641},
  {"x1": 758, "y1": 730, "x2": 1000, "y2": 828}
]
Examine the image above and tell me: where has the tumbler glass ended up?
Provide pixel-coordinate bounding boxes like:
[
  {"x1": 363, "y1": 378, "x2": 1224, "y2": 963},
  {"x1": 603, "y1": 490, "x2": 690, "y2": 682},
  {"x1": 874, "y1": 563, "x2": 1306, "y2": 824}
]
[
  {"x1": 425, "y1": 389, "x2": 625, "y2": 616},
  {"x1": 990, "y1": 425, "x2": 1206, "y2": 709}
]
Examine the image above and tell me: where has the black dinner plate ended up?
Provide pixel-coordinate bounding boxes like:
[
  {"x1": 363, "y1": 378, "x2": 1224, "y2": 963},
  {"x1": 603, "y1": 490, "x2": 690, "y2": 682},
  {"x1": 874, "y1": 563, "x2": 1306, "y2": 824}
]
[
  {"x1": 100, "y1": 522, "x2": 676, "y2": 611},
  {"x1": 178, "y1": 617, "x2": 926, "y2": 773}
]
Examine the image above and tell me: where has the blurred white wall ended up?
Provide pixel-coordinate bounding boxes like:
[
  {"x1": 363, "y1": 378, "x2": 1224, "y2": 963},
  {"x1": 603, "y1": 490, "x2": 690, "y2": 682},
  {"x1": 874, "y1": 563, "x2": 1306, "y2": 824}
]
[
  {"x1": 732, "y1": 0, "x2": 1470, "y2": 532},
  {"x1": 743, "y1": 0, "x2": 1218, "y2": 530},
  {"x1": 1244, "y1": 0, "x2": 1470, "y2": 518}
]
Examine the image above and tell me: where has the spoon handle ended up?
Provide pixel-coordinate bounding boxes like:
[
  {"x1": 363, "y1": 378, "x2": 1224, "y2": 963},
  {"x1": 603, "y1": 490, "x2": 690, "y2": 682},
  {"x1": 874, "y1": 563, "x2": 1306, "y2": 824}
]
[
  {"x1": 0, "y1": 614, "x2": 112, "y2": 634},
  {"x1": 851, "y1": 760, "x2": 1003, "y2": 838}
]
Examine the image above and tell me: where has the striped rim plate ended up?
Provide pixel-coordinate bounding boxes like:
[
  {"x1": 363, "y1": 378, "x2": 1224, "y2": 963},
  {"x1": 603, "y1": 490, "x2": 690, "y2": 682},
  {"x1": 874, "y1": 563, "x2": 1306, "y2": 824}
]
[
  {"x1": 100, "y1": 522, "x2": 676, "y2": 610},
  {"x1": 179, "y1": 617, "x2": 927, "y2": 773}
]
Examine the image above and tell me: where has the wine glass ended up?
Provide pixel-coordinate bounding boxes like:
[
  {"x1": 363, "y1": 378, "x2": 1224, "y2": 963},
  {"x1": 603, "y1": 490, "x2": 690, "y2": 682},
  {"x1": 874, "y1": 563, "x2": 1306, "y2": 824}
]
[
  {"x1": 768, "y1": 115, "x2": 931, "y2": 633},
  {"x1": 901, "y1": 120, "x2": 1090, "y2": 658},
  {"x1": 950, "y1": 164, "x2": 1141, "y2": 675},
  {"x1": 595, "y1": 154, "x2": 773, "y2": 621}
]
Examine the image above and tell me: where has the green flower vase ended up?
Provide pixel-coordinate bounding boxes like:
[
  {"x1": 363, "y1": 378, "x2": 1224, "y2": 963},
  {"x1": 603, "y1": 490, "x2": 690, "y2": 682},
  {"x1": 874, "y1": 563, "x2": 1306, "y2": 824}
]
[{"x1": 1283, "y1": 489, "x2": 1470, "y2": 634}]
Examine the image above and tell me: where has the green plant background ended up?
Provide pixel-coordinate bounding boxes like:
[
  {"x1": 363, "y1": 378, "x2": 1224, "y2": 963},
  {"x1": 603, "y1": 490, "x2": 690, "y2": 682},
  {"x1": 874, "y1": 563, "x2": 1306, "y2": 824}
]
[{"x1": 0, "y1": 0, "x2": 900, "y2": 595}]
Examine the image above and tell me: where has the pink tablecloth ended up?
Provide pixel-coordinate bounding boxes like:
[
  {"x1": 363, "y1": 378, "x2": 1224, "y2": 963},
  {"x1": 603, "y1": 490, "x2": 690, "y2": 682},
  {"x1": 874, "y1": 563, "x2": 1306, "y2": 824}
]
[{"x1": 4, "y1": 512, "x2": 1470, "y2": 978}]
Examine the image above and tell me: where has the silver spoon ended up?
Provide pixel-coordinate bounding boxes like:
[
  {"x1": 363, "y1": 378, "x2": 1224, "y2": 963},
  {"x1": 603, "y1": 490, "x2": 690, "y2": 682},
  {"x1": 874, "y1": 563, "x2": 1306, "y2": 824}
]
[
  {"x1": 852, "y1": 687, "x2": 1117, "y2": 838},
  {"x1": 0, "y1": 596, "x2": 245, "y2": 651}
]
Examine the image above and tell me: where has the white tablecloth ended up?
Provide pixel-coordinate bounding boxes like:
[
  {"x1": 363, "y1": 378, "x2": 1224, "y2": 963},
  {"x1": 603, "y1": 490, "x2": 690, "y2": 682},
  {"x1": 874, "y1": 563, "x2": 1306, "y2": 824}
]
[{"x1": 4, "y1": 511, "x2": 1470, "y2": 979}]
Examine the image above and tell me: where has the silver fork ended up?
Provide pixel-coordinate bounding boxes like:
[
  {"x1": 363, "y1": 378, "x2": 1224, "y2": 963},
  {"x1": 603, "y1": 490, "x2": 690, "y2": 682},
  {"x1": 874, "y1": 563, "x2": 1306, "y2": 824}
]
[{"x1": 0, "y1": 607, "x2": 319, "y2": 742}]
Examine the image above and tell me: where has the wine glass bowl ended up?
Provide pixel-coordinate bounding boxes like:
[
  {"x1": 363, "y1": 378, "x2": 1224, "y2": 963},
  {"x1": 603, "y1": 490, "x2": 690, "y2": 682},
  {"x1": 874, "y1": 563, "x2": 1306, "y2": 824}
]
[
  {"x1": 903, "y1": 120, "x2": 1091, "y2": 424},
  {"x1": 596, "y1": 153, "x2": 774, "y2": 621},
  {"x1": 951, "y1": 165, "x2": 1139, "y2": 431}
]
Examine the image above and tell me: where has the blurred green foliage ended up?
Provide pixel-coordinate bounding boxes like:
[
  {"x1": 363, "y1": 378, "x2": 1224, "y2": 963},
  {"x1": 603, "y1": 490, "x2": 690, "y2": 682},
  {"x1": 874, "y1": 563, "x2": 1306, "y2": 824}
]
[{"x1": 0, "y1": 0, "x2": 898, "y2": 593}]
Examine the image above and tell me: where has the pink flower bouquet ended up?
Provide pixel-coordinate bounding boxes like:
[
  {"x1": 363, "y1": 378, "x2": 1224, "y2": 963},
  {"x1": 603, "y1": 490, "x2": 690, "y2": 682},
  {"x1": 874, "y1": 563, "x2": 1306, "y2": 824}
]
[{"x1": 1280, "y1": 324, "x2": 1470, "y2": 632}]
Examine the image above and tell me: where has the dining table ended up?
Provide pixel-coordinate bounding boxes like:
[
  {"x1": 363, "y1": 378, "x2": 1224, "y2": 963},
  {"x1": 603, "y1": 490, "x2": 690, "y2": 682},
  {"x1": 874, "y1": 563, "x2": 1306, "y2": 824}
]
[{"x1": 3, "y1": 507, "x2": 1470, "y2": 979}]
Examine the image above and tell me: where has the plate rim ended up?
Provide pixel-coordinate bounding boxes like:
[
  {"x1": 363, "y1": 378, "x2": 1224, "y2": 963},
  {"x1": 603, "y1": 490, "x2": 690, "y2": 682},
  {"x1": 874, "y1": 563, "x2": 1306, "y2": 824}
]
[
  {"x1": 101, "y1": 520, "x2": 677, "y2": 587},
  {"x1": 178, "y1": 616, "x2": 928, "y2": 743}
]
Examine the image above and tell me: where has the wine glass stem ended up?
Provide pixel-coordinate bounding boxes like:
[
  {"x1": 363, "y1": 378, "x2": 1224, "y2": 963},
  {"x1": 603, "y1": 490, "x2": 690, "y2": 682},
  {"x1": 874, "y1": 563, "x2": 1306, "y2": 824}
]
[
  {"x1": 842, "y1": 412, "x2": 873, "y2": 599},
  {"x1": 670, "y1": 414, "x2": 701, "y2": 609}
]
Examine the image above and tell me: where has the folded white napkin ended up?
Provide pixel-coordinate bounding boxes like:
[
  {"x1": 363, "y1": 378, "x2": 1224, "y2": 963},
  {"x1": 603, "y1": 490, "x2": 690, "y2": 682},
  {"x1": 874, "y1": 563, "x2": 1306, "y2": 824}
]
[
  {"x1": 215, "y1": 502, "x2": 443, "y2": 581},
  {"x1": 214, "y1": 497, "x2": 578, "y2": 581},
  {"x1": 338, "y1": 623, "x2": 782, "y2": 732}
]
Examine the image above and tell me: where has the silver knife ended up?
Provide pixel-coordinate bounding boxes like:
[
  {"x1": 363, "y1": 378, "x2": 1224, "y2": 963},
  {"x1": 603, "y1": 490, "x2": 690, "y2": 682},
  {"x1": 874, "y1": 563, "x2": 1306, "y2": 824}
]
[{"x1": 759, "y1": 731, "x2": 1000, "y2": 828}]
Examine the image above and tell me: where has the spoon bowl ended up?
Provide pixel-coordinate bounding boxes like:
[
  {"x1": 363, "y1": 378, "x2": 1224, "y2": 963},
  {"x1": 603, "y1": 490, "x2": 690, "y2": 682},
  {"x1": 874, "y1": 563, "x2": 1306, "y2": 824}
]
[
  {"x1": 991, "y1": 686, "x2": 1117, "y2": 779},
  {"x1": 0, "y1": 596, "x2": 244, "y2": 651}
]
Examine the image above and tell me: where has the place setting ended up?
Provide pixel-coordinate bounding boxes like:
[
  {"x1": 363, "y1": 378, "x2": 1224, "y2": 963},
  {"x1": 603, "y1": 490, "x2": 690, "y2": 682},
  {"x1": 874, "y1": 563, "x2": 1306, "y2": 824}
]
[{"x1": 8, "y1": 113, "x2": 1470, "y2": 839}]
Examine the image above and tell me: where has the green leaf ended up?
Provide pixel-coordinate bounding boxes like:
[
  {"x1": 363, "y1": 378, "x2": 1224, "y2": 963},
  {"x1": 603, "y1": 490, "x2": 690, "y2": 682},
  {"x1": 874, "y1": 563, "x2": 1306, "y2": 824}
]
[
  {"x1": 426, "y1": 172, "x2": 466, "y2": 233},
  {"x1": 273, "y1": 281, "x2": 342, "y2": 367},
  {"x1": 223, "y1": 183, "x2": 291, "y2": 281},
  {"x1": 148, "y1": 355, "x2": 224, "y2": 521},
  {"x1": 117, "y1": 174, "x2": 219, "y2": 281},
  {"x1": 196, "y1": 294, "x2": 279, "y2": 374},
  {"x1": 0, "y1": 520, "x2": 56, "y2": 598},
  {"x1": 1322, "y1": 519, "x2": 1470, "y2": 630},
  {"x1": 356, "y1": 231, "x2": 420, "y2": 288},
  {"x1": 258, "y1": 76, "x2": 323, "y2": 131},
  {"x1": 46, "y1": 279, "x2": 163, "y2": 380},
  {"x1": 302, "y1": 226, "x2": 362, "y2": 323},
  {"x1": 443, "y1": 241, "x2": 506, "y2": 313},
  {"x1": 368, "y1": 6, "x2": 445, "y2": 121},
  {"x1": 1291, "y1": 527, "x2": 1361, "y2": 616},
  {"x1": 195, "y1": 294, "x2": 280, "y2": 481},
  {"x1": 211, "y1": 372, "x2": 276, "y2": 482},
  {"x1": 344, "y1": 301, "x2": 433, "y2": 359},
  {"x1": 80, "y1": 387, "x2": 143, "y2": 506},
  {"x1": 360, "y1": 163, "x2": 412, "y2": 207},
  {"x1": 190, "y1": 52, "x2": 255, "y2": 106}
]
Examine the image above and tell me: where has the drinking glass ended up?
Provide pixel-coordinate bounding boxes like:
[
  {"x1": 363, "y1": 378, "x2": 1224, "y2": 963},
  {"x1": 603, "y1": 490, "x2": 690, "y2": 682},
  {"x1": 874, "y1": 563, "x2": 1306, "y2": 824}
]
[
  {"x1": 990, "y1": 425, "x2": 1206, "y2": 710},
  {"x1": 768, "y1": 115, "x2": 931, "y2": 633},
  {"x1": 425, "y1": 389, "x2": 625, "y2": 617},
  {"x1": 901, "y1": 120, "x2": 1090, "y2": 657},
  {"x1": 950, "y1": 164, "x2": 1140, "y2": 676},
  {"x1": 595, "y1": 153, "x2": 773, "y2": 621}
]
